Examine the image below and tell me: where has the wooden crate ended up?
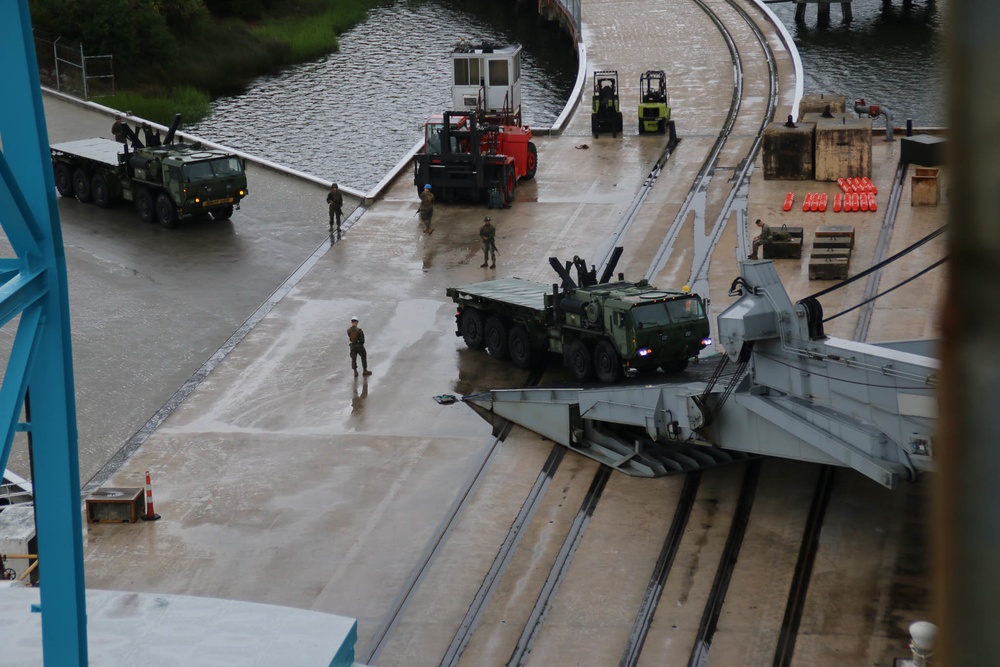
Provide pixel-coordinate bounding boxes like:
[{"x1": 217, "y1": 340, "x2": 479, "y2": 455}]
[
  {"x1": 809, "y1": 257, "x2": 850, "y2": 280},
  {"x1": 763, "y1": 226, "x2": 804, "y2": 259},
  {"x1": 815, "y1": 225, "x2": 855, "y2": 247},
  {"x1": 86, "y1": 487, "x2": 144, "y2": 523}
]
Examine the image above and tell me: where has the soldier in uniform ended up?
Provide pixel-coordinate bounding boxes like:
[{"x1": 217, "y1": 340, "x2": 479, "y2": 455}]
[
  {"x1": 418, "y1": 183, "x2": 434, "y2": 234},
  {"x1": 749, "y1": 218, "x2": 789, "y2": 259},
  {"x1": 347, "y1": 317, "x2": 371, "y2": 377},
  {"x1": 112, "y1": 115, "x2": 127, "y2": 143},
  {"x1": 327, "y1": 183, "x2": 344, "y2": 236},
  {"x1": 479, "y1": 216, "x2": 497, "y2": 268}
]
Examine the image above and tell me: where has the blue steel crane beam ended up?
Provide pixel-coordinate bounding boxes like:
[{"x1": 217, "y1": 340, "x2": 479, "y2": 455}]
[{"x1": 0, "y1": 0, "x2": 88, "y2": 665}]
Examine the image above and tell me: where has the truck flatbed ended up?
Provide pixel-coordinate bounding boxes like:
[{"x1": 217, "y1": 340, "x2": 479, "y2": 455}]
[
  {"x1": 448, "y1": 278, "x2": 550, "y2": 311},
  {"x1": 50, "y1": 138, "x2": 122, "y2": 168}
]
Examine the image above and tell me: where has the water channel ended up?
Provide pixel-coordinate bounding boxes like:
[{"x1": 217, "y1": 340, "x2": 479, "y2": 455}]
[
  {"x1": 186, "y1": 0, "x2": 577, "y2": 192},
  {"x1": 187, "y1": 0, "x2": 947, "y2": 192}
]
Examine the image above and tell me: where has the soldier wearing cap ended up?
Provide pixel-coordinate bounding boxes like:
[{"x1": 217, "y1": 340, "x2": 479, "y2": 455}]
[
  {"x1": 418, "y1": 183, "x2": 434, "y2": 234},
  {"x1": 347, "y1": 317, "x2": 371, "y2": 377},
  {"x1": 479, "y1": 216, "x2": 496, "y2": 268}
]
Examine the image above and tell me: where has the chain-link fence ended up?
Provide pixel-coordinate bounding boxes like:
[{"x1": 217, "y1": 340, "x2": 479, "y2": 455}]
[{"x1": 33, "y1": 33, "x2": 115, "y2": 100}]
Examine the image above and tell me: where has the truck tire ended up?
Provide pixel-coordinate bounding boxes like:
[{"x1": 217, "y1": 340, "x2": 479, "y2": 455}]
[
  {"x1": 502, "y1": 164, "x2": 515, "y2": 206},
  {"x1": 54, "y1": 164, "x2": 74, "y2": 197},
  {"x1": 135, "y1": 188, "x2": 154, "y2": 223},
  {"x1": 565, "y1": 339, "x2": 593, "y2": 382},
  {"x1": 524, "y1": 142, "x2": 537, "y2": 180},
  {"x1": 91, "y1": 174, "x2": 111, "y2": 208},
  {"x1": 508, "y1": 325, "x2": 535, "y2": 369},
  {"x1": 211, "y1": 206, "x2": 234, "y2": 221},
  {"x1": 72, "y1": 168, "x2": 92, "y2": 203},
  {"x1": 484, "y1": 316, "x2": 509, "y2": 359},
  {"x1": 594, "y1": 340, "x2": 622, "y2": 383},
  {"x1": 461, "y1": 309, "x2": 485, "y2": 349},
  {"x1": 156, "y1": 193, "x2": 178, "y2": 228}
]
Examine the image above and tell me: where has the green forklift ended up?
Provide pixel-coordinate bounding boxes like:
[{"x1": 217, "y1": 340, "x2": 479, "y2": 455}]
[
  {"x1": 638, "y1": 70, "x2": 671, "y2": 135},
  {"x1": 591, "y1": 70, "x2": 624, "y2": 138}
]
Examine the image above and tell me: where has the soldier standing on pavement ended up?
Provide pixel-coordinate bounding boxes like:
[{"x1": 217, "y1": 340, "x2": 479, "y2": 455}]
[
  {"x1": 479, "y1": 216, "x2": 497, "y2": 268},
  {"x1": 347, "y1": 317, "x2": 372, "y2": 377},
  {"x1": 418, "y1": 183, "x2": 435, "y2": 234},
  {"x1": 327, "y1": 183, "x2": 344, "y2": 236}
]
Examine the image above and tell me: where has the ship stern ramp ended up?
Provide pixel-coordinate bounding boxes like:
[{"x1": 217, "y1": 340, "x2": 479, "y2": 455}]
[{"x1": 463, "y1": 262, "x2": 937, "y2": 489}]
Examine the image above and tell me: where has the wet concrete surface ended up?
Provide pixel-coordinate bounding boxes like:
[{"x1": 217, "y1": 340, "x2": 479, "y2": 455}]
[
  {"x1": 8, "y1": 1, "x2": 946, "y2": 665},
  {"x1": 2, "y1": 94, "x2": 356, "y2": 486}
]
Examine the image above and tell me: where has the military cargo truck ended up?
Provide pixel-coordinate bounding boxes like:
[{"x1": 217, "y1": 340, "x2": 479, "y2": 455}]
[
  {"x1": 50, "y1": 114, "x2": 248, "y2": 228},
  {"x1": 446, "y1": 251, "x2": 712, "y2": 382}
]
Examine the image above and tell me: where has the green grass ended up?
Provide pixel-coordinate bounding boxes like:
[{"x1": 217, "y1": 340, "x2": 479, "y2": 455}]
[
  {"x1": 250, "y1": 6, "x2": 373, "y2": 62},
  {"x1": 107, "y1": 0, "x2": 387, "y2": 124},
  {"x1": 95, "y1": 87, "x2": 211, "y2": 127}
]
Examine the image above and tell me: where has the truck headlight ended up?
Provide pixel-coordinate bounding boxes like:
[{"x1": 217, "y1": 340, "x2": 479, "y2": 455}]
[
  {"x1": 701, "y1": 337, "x2": 713, "y2": 346},
  {"x1": 637, "y1": 348, "x2": 652, "y2": 357}
]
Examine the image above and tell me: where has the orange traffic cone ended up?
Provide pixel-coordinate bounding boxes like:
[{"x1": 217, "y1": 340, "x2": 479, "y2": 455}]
[{"x1": 141, "y1": 470, "x2": 161, "y2": 521}]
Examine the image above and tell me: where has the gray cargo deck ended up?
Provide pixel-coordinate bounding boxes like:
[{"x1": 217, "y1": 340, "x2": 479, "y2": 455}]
[
  {"x1": 449, "y1": 277, "x2": 552, "y2": 310},
  {"x1": 50, "y1": 137, "x2": 123, "y2": 167}
]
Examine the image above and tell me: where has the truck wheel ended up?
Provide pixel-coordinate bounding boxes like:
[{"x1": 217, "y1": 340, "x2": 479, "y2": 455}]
[
  {"x1": 502, "y1": 164, "x2": 516, "y2": 206},
  {"x1": 72, "y1": 168, "x2": 92, "y2": 203},
  {"x1": 508, "y1": 325, "x2": 535, "y2": 369},
  {"x1": 594, "y1": 340, "x2": 622, "y2": 383},
  {"x1": 524, "y1": 142, "x2": 538, "y2": 180},
  {"x1": 54, "y1": 164, "x2": 74, "y2": 197},
  {"x1": 211, "y1": 206, "x2": 234, "y2": 221},
  {"x1": 135, "y1": 188, "x2": 154, "y2": 223},
  {"x1": 484, "y1": 316, "x2": 509, "y2": 360},
  {"x1": 565, "y1": 339, "x2": 593, "y2": 382},
  {"x1": 91, "y1": 174, "x2": 111, "y2": 208},
  {"x1": 155, "y1": 193, "x2": 178, "y2": 228},
  {"x1": 461, "y1": 309, "x2": 485, "y2": 350}
]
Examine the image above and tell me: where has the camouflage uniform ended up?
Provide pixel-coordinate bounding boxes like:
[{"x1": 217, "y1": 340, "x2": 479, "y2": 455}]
[
  {"x1": 418, "y1": 187, "x2": 435, "y2": 233},
  {"x1": 327, "y1": 185, "x2": 344, "y2": 233},
  {"x1": 347, "y1": 319, "x2": 371, "y2": 376},
  {"x1": 479, "y1": 218, "x2": 496, "y2": 268},
  {"x1": 750, "y1": 219, "x2": 790, "y2": 258}
]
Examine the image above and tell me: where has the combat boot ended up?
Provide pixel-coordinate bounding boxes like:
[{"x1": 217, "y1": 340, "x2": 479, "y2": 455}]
[
  {"x1": 490, "y1": 262, "x2": 495, "y2": 269},
  {"x1": 353, "y1": 369, "x2": 358, "y2": 377},
  {"x1": 480, "y1": 262, "x2": 488, "y2": 267},
  {"x1": 362, "y1": 369, "x2": 372, "y2": 376}
]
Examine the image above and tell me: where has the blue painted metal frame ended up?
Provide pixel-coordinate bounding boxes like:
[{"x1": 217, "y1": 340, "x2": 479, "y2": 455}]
[{"x1": 1, "y1": 1, "x2": 88, "y2": 664}]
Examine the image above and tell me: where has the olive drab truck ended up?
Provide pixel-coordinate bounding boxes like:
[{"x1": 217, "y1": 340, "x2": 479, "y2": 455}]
[
  {"x1": 50, "y1": 114, "x2": 248, "y2": 228},
  {"x1": 446, "y1": 249, "x2": 712, "y2": 383}
]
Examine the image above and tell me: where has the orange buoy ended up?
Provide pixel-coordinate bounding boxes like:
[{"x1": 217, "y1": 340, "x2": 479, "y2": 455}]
[
  {"x1": 809, "y1": 192, "x2": 820, "y2": 211},
  {"x1": 851, "y1": 192, "x2": 860, "y2": 212},
  {"x1": 802, "y1": 192, "x2": 812, "y2": 212},
  {"x1": 818, "y1": 192, "x2": 828, "y2": 212},
  {"x1": 837, "y1": 177, "x2": 849, "y2": 193},
  {"x1": 862, "y1": 176, "x2": 877, "y2": 195},
  {"x1": 868, "y1": 192, "x2": 877, "y2": 211},
  {"x1": 834, "y1": 192, "x2": 842, "y2": 212},
  {"x1": 783, "y1": 192, "x2": 794, "y2": 211},
  {"x1": 860, "y1": 192, "x2": 869, "y2": 211}
]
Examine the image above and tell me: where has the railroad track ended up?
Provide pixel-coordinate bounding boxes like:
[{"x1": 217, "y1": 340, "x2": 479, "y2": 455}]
[{"x1": 361, "y1": 1, "x2": 843, "y2": 663}]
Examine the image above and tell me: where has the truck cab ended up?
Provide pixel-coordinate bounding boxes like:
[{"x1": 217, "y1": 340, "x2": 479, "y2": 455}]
[{"x1": 563, "y1": 283, "x2": 711, "y2": 381}]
